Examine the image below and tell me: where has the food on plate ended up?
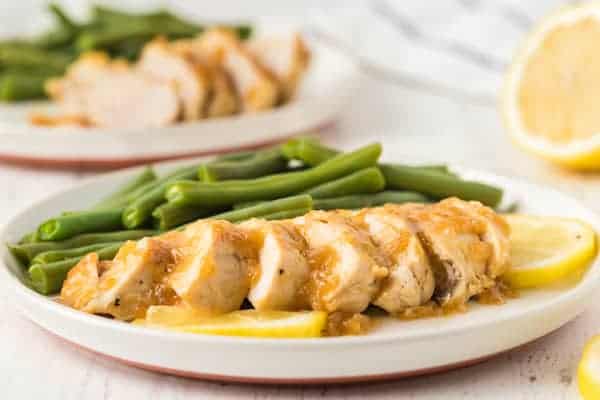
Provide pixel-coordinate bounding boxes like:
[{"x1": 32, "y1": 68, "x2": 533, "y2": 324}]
[
  {"x1": 246, "y1": 32, "x2": 311, "y2": 101},
  {"x1": 578, "y1": 335, "x2": 600, "y2": 399},
  {"x1": 12, "y1": 139, "x2": 594, "y2": 338},
  {"x1": 59, "y1": 199, "x2": 510, "y2": 321},
  {"x1": 1, "y1": 4, "x2": 312, "y2": 128},
  {"x1": 137, "y1": 309, "x2": 328, "y2": 338},
  {"x1": 39, "y1": 27, "x2": 309, "y2": 128},
  {"x1": 502, "y1": 214, "x2": 596, "y2": 289},
  {"x1": 0, "y1": 4, "x2": 249, "y2": 102},
  {"x1": 503, "y1": 3, "x2": 600, "y2": 170}
]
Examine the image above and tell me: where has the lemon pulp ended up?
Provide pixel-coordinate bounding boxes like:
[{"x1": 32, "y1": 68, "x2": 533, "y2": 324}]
[{"x1": 503, "y1": 214, "x2": 596, "y2": 288}]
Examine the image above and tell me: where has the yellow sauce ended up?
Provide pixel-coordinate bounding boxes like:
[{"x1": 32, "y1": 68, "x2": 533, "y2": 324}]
[
  {"x1": 325, "y1": 312, "x2": 374, "y2": 336},
  {"x1": 303, "y1": 245, "x2": 340, "y2": 311}
]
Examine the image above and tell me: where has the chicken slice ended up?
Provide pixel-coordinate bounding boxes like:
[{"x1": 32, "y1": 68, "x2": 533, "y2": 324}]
[
  {"x1": 138, "y1": 37, "x2": 210, "y2": 120},
  {"x1": 85, "y1": 71, "x2": 180, "y2": 128},
  {"x1": 45, "y1": 52, "x2": 118, "y2": 115},
  {"x1": 45, "y1": 52, "x2": 180, "y2": 128},
  {"x1": 246, "y1": 33, "x2": 310, "y2": 100},
  {"x1": 240, "y1": 219, "x2": 311, "y2": 311},
  {"x1": 294, "y1": 210, "x2": 388, "y2": 313},
  {"x1": 167, "y1": 220, "x2": 250, "y2": 315},
  {"x1": 441, "y1": 198, "x2": 511, "y2": 279},
  {"x1": 385, "y1": 200, "x2": 498, "y2": 307},
  {"x1": 64, "y1": 237, "x2": 178, "y2": 320},
  {"x1": 357, "y1": 207, "x2": 435, "y2": 313},
  {"x1": 196, "y1": 28, "x2": 281, "y2": 112},
  {"x1": 61, "y1": 252, "x2": 106, "y2": 310},
  {"x1": 171, "y1": 39, "x2": 239, "y2": 117}
]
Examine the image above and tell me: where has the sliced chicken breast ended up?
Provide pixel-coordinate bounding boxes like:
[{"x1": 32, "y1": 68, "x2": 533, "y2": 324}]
[
  {"x1": 167, "y1": 220, "x2": 250, "y2": 315},
  {"x1": 358, "y1": 207, "x2": 435, "y2": 313},
  {"x1": 138, "y1": 37, "x2": 210, "y2": 120},
  {"x1": 69, "y1": 237, "x2": 178, "y2": 320},
  {"x1": 45, "y1": 52, "x2": 117, "y2": 115},
  {"x1": 246, "y1": 33, "x2": 310, "y2": 100},
  {"x1": 171, "y1": 39, "x2": 239, "y2": 117},
  {"x1": 196, "y1": 28, "x2": 281, "y2": 112},
  {"x1": 61, "y1": 252, "x2": 106, "y2": 311},
  {"x1": 442, "y1": 198, "x2": 511, "y2": 278},
  {"x1": 240, "y1": 219, "x2": 311, "y2": 311},
  {"x1": 385, "y1": 200, "x2": 497, "y2": 307},
  {"x1": 46, "y1": 51, "x2": 180, "y2": 127},
  {"x1": 85, "y1": 71, "x2": 180, "y2": 128},
  {"x1": 294, "y1": 210, "x2": 388, "y2": 313}
]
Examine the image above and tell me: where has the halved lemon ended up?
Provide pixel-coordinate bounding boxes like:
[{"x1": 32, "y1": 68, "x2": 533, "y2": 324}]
[
  {"x1": 503, "y1": 4, "x2": 600, "y2": 170},
  {"x1": 578, "y1": 335, "x2": 600, "y2": 399},
  {"x1": 137, "y1": 307, "x2": 328, "y2": 338},
  {"x1": 503, "y1": 214, "x2": 596, "y2": 288}
]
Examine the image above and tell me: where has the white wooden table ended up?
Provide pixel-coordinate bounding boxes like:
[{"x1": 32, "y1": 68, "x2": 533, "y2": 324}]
[{"x1": 1, "y1": 1, "x2": 598, "y2": 398}]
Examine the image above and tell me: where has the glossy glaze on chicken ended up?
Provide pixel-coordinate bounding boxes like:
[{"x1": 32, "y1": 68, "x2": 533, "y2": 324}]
[{"x1": 61, "y1": 198, "x2": 511, "y2": 320}]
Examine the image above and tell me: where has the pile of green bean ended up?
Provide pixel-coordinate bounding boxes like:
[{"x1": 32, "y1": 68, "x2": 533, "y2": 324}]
[
  {"x1": 0, "y1": 3, "x2": 252, "y2": 102},
  {"x1": 8, "y1": 137, "x2": 504, "y2": 296}
]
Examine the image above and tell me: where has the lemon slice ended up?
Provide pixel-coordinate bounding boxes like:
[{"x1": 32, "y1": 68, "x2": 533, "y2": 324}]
[
  {"x1": 175, "y1": 310, "x2": 327, "y2": 338},
  {"x1": 136, "y1": 307, "x2": 328, "y2": 338},
  {"x1": 144, "y1": 305, "x2": 208, "y2": 326},
  {"x1": 579, "y1": 335, "x2": 600, "y2": 399},
  {"x1": 503, "y1": 4, "x2": 600, "y2": 170},
  {"x1": 503, "y1": 214, "x2": 596, "y2": 288}
]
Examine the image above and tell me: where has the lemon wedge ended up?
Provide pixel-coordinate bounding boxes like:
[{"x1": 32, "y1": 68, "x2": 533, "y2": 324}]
[
  {"x1": 503, "y1": 214, "x2": 596, "y2": 288},
  {"x1": 503, "y1": 4, "x2": 600, "y2": 170},
  {"x1": 579, "y1": 335, "x2": 600, "y2": 399},
  {"x1": 137, "y1": 307, "x2": 328, "y2": 338}
]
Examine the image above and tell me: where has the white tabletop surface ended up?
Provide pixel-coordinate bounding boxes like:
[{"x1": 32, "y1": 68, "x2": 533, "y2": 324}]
[{"x1": 1, "y1": 1, "x2": 598, "y2": 398}]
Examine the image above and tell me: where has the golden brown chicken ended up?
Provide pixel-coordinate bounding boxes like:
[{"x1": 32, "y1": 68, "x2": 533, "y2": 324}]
[{"x1": 61, "y1": 198, "x2": 510, "y2": 321}]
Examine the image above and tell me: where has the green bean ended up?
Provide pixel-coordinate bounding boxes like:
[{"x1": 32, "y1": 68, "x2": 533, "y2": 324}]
[
  {"x1": 29, "y1": 243, "x2": 121, "y2": 295},
  {"x1": 166, "y1": 143, "x2": 382, "y2": 207},
  {"x1": 281, "y1": 138, "x2": 455, "y2": 177},
  {"x1": 313, "y1": 191, "x2": 428, "y2": 210},
  {"x1": 213, "y1": 150, "x2": 257, "y2": 162},
  {"x1": 8, "y1": 230, "x2": 156, "y2": 263},
  {"x1": 76, "y1": 19, "x2": 200, "y2": 52},
  {"x1": 380, "y1": 164, "x2": 503, "y2": 207},
  {"x1": 260, "y1": 207, "x2": 312, "y2": 221},
  {"x1": 304, "y1": 167, "x2": 385, "y2": 199},
  {"x1": 37, "y1": 208, "x2": 124, "y2": 241},
  {"x1": 48, "y1": 3, "x2": 79, "y2": 33},
  {"x1": 18, "y1": 231, "x2": 39, "y2": 244},
  {"x1": 93, "y1": 166, "x2": 157, "y2": 210},
  {"x1": 0, "y1": 46, "x2": 71, "y2": 73},
  {"x1": 152, "y1": 203, "x2": 221, "y2": 231},
  {"x1": 282, "y1": 137, "x2": 338, "y2": 166},
  {"x1": 32, "y1": 241, "x2": 122, "y2": 265},
  {"x1": 211, "y1": 195, "x2": 313, "y2": 223},
  {"x1": 122, "y1": 164, "x2": 201, "y2": 229},
  {"x1": 105, "y1": 36, "x2": 147, "y2": 60},
  {"x1": 91, "y1": 6, "x2": 200, "y2": 33},
  {"x1": 236, "y1": 26, "x2": 253, "y2": 40},
  {"x1": 0, "y1": 74, "x2": 48, "y2": 101},
  {"x1": 33, "y1": 28, "x2": 74, "y2": 49},
  {"x1": 199, "y1": 148, "x2": 288, "y2": 182}
]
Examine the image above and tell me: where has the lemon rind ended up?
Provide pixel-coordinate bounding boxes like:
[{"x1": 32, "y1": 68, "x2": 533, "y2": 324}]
[{"x1": 502, "y1": 3, "x2": 600, "y2": 170}]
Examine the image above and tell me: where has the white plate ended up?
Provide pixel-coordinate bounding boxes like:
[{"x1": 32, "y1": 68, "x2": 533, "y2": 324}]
[
  {"x1": 0, "y1": 159, "x2": 598, "y2": 384},
  {"x1": 0, "y1": 40, "x2": 358, "y2": 168}
]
